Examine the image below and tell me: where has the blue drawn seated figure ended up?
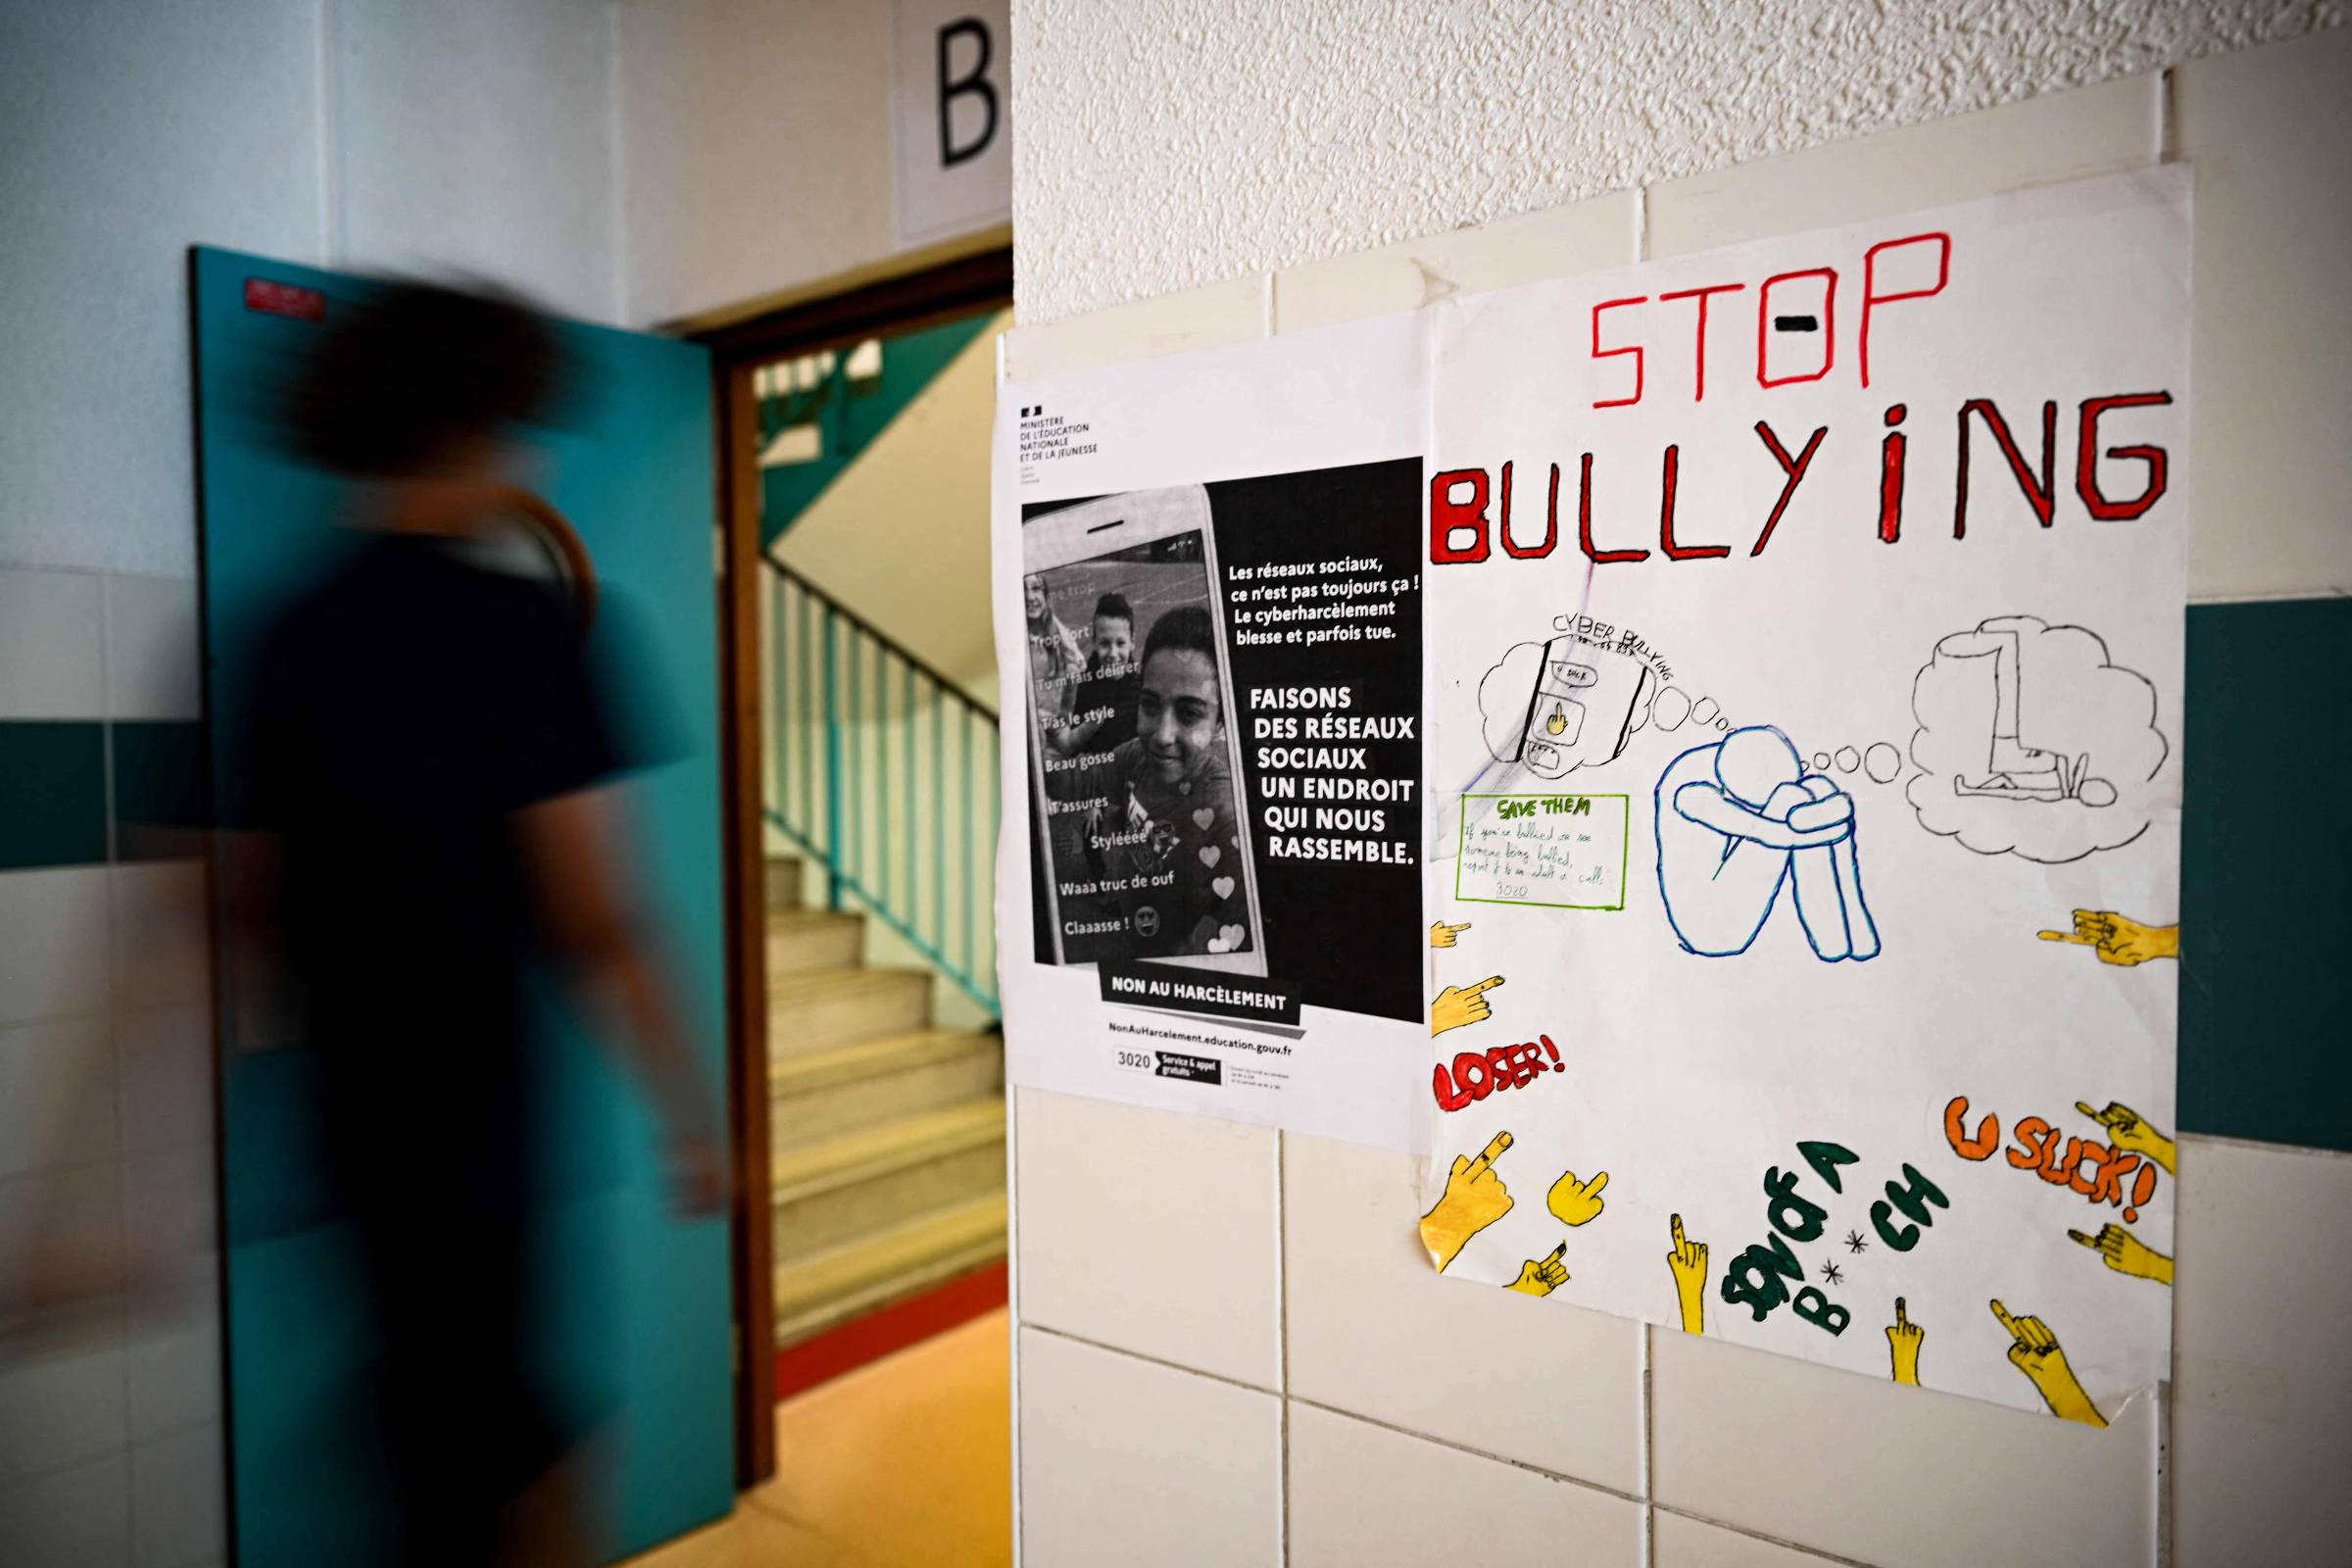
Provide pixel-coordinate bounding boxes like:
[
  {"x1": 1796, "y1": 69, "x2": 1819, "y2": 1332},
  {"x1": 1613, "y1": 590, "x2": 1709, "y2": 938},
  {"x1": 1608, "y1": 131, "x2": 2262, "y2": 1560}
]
[{"x1": 1654, "y1": 724, "x2": 1881, "y2": 961}]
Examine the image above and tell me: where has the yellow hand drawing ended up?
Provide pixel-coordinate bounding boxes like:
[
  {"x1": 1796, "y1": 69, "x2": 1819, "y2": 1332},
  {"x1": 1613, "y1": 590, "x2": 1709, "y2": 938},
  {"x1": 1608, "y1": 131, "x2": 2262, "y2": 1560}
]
[
  {"x1": 2068, "y1": 1223, "x2": 2174, "y2": 1286},
  {"x1": 1507, "y1": 1243, "x2": 1569, "y2": 1297},
  {"x1": 1431, "y1": 974, "x2": 1505, "y2": 1036},
  {"x1": 1990, "y1": 1298, "x2": 2107, "y2": 1428},
  {"x1": 1420, "y1": 1131, "x2": 1515, "y2": 1271},
  {"x1": 2037, "y1": 909, "x2": 2179, "y2": 966},
  {"x1": 1886, "y1": 1297, "x2": 1924, "y2": 1385},
  {"x1": 2073, "y1": 1100, "x2": 2178, "y2": 1176},
  {"x1": 1667, "y1": 1213, "x2": 1708, "y2": 1335},
  {"x1": 1546, "y1": 1168, "x2": 1609, "y2": 1228},
  {"x1": 1431, "y1": 919, "x2": 1471, "y2": 949}
]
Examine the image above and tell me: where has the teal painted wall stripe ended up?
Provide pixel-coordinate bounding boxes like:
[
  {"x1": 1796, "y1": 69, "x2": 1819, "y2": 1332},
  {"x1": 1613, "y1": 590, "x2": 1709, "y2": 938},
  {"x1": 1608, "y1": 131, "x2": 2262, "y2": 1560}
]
[
  {"x1": 2179, "y1": 596, "x2": 2352, "y2": 1154},
  {"x1": 3, "y1": 601, "x2": 2347, "y2": 1154},
  {"x1": 0, "y1": 722, "x2": 107, "y2": 869},
  {"x1": 0, "y1": 718, "x2": 205, "y2": 869},
  {"x1": 114, "y1": 719, "x2": 209, "y2": 861}
]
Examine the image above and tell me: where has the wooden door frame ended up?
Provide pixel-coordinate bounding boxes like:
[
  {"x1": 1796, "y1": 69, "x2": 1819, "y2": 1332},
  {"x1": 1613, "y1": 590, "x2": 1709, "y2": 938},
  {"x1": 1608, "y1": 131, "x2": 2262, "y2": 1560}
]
[{"x1": 703, "y1": 246, "x2": 1011, "y2": 1488}]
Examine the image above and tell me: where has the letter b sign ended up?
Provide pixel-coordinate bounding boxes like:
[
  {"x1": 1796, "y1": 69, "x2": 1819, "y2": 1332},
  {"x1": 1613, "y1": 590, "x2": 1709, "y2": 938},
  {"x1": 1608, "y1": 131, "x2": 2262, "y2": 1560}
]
[{"x1": 895, "y1": 0, "x2": 1011, "y2": 244}]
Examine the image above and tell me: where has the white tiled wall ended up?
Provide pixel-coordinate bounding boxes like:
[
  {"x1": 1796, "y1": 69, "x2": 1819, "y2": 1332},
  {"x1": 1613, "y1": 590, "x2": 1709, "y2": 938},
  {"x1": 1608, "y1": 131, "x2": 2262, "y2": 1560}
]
[
  {"x1": 1283, "y1": 1134, "x2": 1644, "y2": 1494},
  {"x1": 1289, "y1": 1401, "x2": 1644, "y2": 1567},
  {"x1": 1007, "y1": 30, "x2": 2352, "y2": 1567},
  {"x1": 1016, "y1": 1326, "x2": 1282, "y2": 1568},
  {"x1": 3, "y1": 0, "x2": 643, "y2": 1554},
  {"x1": 1, "y1": 565, "x2": 221, "y2": 1568},
  {"x1": 1013, "y1": 1090, "x2": 1281, "y2": 1390},
  {"x1": 2170, "y1": 1135, "x2": 2352, "y2": 1566}
]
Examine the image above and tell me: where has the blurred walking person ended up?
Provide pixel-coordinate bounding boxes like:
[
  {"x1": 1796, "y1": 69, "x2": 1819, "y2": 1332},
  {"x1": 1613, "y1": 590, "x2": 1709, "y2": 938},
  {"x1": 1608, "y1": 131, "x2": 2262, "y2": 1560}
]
[{"x1": 224, "y1": 280, "x2": 724, "y2": 1566}]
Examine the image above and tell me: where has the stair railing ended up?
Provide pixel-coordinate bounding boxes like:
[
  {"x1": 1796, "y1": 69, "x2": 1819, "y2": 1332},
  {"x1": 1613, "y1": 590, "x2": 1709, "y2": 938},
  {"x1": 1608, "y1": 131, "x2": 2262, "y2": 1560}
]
[{"x1": 762, "y1": 558, "x2": 1000, "y2": 1016}]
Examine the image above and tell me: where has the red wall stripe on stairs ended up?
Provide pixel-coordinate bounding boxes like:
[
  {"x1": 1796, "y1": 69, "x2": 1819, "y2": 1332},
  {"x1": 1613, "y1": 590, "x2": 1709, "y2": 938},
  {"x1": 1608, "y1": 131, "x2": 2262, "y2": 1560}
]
[{"x1": 773, "y1": 1260, "x2": 1008, "y2": 1403}]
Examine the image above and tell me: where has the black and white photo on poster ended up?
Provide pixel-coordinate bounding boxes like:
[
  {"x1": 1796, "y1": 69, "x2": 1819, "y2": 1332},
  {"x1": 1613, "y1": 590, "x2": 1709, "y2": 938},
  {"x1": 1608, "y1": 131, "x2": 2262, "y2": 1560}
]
[{"x1": 1021, "y1": 458, "x2": 1424, "y2": 1024}]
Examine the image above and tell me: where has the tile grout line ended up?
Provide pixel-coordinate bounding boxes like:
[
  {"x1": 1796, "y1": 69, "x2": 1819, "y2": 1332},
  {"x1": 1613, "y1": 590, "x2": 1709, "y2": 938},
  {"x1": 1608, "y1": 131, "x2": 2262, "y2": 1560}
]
[
  {"x1": 98, "y1": 577, "x2": 136, "y2": 1557},
  {"x1": 606, "y1": 0, "x2": 628, "y2": 325},
  {"x1": 99, "y1": 579, "x2": 118, "y2": 868},
  {"x1": 2179, "y1": 1127, "x2": 2352, "y2": 1162},
  {"x1": 316, "y1": 0, "x2": 344, "y2": 267},
  {"x1": 2156, "y1": 62, "x2": 2176, "y2": 165},
  {"x1": 1640, "y1": 1324, "x2": 1655, "y2": 1567},
  {"x1": 1003, "y1": 1082, "x2": 1024, "y2": 1568},
  {"x1": 1650, "y1": 1501, "x2": 1883, "y2": 1568},
  {"x1": 1020, "y1": 1322, "x2": 1651, "y2": 1511},
  {"x1": 2158, "y1": 1007, "x2": 2177, "y2": 1568},
  {"x1": 1274, "y1": 1128, "x2": 1289, "y2": 1565}
]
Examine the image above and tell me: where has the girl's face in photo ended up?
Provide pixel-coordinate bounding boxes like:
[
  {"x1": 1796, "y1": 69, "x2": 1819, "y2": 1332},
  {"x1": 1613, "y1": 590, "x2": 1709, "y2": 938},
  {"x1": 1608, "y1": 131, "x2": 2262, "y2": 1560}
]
[
  {"x1": 1137, "y1": 647, "x2": 1221, "y2": 782},
  {"x1": 1091, "y1": 614, "x2": 1134, "y2": 672},
  {"x1": 1024, "y1": 575, "x2": 1049, "y2": 619}
]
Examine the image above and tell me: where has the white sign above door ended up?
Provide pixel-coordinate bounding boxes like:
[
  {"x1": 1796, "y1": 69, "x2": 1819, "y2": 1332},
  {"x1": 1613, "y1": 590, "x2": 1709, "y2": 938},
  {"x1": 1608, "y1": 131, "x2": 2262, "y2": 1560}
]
[{"x1": 894, "y1": 0, "x2": 1012, "y2": 248}]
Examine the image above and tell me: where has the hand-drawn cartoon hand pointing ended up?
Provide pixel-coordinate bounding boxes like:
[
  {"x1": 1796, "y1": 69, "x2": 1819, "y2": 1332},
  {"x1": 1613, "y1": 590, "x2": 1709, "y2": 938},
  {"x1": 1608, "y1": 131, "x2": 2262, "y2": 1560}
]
[
  {"x1": 2038, "y1": 910, "x2": 2179, "y2": 966},
  {"x1": 1420, "y1": 1131, "x2": 1515, "y2": 1272},
  {"x1": 1990, "y1": 1298, "x2": 2107, "y2": 1427},
  {"x1": 1507, "y1": 1243, "x2": 1569, "y2": 1298},
  {"x1": 2068, "y1": 1223, "x2": 2175, "y2": 1285},
  {"x1": 1430, "y1": 919, "x2": 1471, "y2": 949},
  {"x1": 1667, "y1": 1213, "x2": 1708, "y2": 1335},
  {"x1": 1546, "y1": 1168, "x2": 1608, "y2": 1228},
  {"x1": 1431, "y1": 975, "x2": 1504, "y2": 1036},
  {"x1": 2074, "y1": 1101, "x2": 2178, "y2": 1175},
  {"x1": 1886, "y1": 1297, "x2": 1925, "y2": 1385}
]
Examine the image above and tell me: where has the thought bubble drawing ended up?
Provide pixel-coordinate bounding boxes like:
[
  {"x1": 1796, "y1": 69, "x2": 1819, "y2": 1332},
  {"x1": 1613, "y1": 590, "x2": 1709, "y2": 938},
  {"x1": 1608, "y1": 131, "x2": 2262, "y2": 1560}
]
[
  {"x1": 1642, "y1": 685, "x2": 1731, "y2": 736},
  {"x1": 1808, "y1": 741, "x2": 1903, "y2": 782},
  {"x1": 1481, "y1": 637, "x2": 1652, "y2": 778},
  {"x1": 1907, "y1": 615, "x2": 2167, "y2": 863}
]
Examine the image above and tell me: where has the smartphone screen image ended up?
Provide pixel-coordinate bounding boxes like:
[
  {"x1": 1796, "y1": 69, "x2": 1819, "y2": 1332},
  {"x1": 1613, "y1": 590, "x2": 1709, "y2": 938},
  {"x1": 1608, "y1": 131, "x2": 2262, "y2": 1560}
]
[{"x1": 1023, "y1": 486, "x2": 1267, "y2": 975}]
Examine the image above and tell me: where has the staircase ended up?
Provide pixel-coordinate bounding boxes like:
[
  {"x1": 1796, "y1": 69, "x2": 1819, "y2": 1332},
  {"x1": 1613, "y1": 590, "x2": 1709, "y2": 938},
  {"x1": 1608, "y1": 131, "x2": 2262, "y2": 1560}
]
[{"x1": 765, "y1": 851, "x2": 1006, "y2": 1348}]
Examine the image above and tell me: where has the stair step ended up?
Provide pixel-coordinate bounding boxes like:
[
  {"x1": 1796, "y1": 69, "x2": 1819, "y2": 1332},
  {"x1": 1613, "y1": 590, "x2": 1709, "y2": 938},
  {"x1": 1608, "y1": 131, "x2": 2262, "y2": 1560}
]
[
  {"x1": 772, "y1": 1194, "x2": 1008, "y2": 1348},
  {"x1": 767, "y1": 906, "x2": 863, "y2": 977},
  {"x1": 770, "y1": 1101, "x2": 1004, "y2": 1264},
  {"x1": 769, "y1": 1029, "x2": 1003, "y2": 1151},
  {"x1": 765, "y1": 854, "x2": 804, "y2": 910},
  {"x1": 768, "y1": 966, "x2": 932, "y2": 1055}
]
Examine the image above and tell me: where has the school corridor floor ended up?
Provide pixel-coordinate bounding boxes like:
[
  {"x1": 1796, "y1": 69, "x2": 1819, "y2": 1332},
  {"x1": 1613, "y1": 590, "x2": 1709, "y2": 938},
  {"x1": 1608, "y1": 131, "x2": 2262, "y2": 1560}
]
[{"x1": 629, "y1": 1307, "x2": 1012, "y2": 1567}]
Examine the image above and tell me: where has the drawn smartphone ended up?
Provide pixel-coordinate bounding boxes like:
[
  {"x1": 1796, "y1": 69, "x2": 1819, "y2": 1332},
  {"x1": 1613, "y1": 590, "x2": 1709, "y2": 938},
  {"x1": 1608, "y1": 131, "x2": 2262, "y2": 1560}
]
[
  {"x1": 1513, "y1": 637, "x2": 1652, "y2": 777},
  {"x1": 1022, "y1": 485, "x2": 1268, "y2": 976}
]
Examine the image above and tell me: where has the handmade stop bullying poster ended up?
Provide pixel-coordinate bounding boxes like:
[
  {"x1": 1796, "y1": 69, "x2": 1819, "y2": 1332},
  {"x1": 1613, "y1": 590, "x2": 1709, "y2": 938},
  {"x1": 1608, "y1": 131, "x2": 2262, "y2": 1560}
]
[{"x1": 995, "y1": 167, "x2": 2187, "y2": 1422}]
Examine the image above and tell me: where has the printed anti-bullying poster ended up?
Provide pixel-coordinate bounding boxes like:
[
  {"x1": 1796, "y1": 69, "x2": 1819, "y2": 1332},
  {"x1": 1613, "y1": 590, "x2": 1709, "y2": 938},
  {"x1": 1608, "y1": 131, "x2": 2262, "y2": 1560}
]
[
  {"x1": 992, "y1": 314, "x2": 1435, "y2": 1152},
  {"x1": 1417, "y1": 169, "x2": 2188, "y2": 1422}
]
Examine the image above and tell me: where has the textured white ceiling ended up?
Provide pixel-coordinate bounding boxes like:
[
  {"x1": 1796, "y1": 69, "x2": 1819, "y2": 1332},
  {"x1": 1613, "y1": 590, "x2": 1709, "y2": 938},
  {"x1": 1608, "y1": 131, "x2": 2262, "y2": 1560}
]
[{"x1": 1010, "y1": 0, "x2": 2340, "y2": 321}]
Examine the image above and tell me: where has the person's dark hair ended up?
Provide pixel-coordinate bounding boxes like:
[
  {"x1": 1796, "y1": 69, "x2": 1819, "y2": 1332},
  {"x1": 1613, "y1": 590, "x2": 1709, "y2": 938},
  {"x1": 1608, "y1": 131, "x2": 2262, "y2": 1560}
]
[
  {"x1": 284, "y1": 279, "x2": 569, "y2": 477},
  {"x1": 1142, "y1": 605, "x2": 1216, "y2": 666},
  {"x1": 1093, "y1": 592, "x2": 1134, "y2": 628}
]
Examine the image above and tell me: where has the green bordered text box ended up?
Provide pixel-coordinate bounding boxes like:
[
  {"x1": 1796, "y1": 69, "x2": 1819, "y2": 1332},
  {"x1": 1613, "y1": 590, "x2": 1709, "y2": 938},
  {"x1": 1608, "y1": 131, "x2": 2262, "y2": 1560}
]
[{"x1": 1453, "y1": 792, "x2": 1630, "y2": 910}]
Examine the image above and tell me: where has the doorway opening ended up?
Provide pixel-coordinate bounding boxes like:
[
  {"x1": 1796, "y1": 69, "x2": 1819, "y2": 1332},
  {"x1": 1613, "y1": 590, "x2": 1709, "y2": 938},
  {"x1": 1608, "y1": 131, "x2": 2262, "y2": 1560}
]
[{"x1": 703, "y1": 250, "x2": 1013, "y2": 1504}]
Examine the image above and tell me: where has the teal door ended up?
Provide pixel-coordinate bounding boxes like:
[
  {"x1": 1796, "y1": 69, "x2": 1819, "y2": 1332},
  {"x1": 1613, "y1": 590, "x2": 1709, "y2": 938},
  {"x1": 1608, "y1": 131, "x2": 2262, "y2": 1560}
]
[{"x1": 191, "y1": 247, "x2": 733, "y2": 1563}]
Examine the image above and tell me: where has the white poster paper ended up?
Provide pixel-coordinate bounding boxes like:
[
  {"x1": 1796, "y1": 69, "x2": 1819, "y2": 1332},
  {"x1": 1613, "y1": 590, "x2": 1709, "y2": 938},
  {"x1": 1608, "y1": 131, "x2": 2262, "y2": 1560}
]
[
  {"x1": 990, "y1": 167, "x2": 2187, "y2": 1421},
  {"x1": 1417, "y1": 170, "x2": 2187, "y2": 1421},
  {"x1": 993, "y1": 316, "x2": 1435, "y2": 1152}
]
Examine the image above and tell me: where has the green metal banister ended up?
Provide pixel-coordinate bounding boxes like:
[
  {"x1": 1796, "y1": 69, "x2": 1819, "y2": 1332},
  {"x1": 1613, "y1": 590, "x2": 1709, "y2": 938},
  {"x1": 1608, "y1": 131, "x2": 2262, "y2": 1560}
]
[{"x1": 763, "y1": 557, "x2": 1000, "y2": 1016}]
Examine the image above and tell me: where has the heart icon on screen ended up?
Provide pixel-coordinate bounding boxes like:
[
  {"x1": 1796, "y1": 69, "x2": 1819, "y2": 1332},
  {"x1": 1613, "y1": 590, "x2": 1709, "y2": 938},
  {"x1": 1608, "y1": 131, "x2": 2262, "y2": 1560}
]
[
  {"x1": 1218, "y1": 924, "x2": 1245, "y2": 949},
  {"x1": 1211, "y1": 876, "x2": 1235, "y2": 901},
  {"x1": 1200, "y1": 846, "x2": 1220, "y2": 868},
  {"x1": 1192, "y1": 808, "x2": 1215, "y2": 829}
]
